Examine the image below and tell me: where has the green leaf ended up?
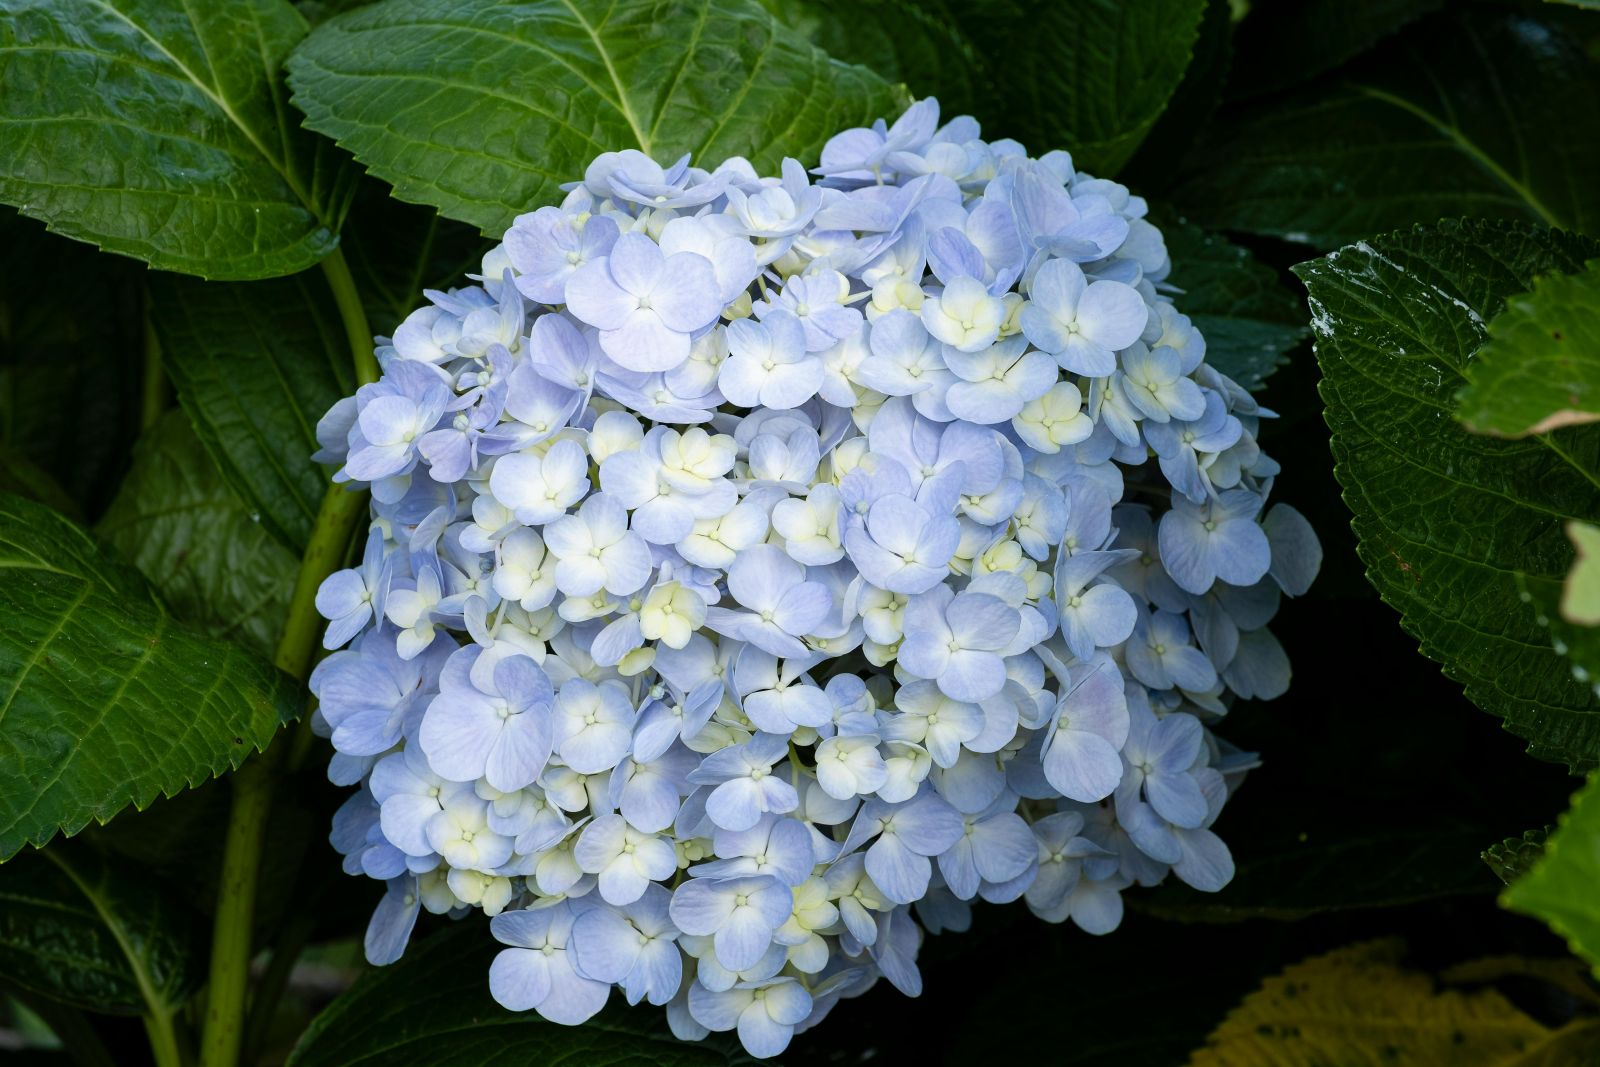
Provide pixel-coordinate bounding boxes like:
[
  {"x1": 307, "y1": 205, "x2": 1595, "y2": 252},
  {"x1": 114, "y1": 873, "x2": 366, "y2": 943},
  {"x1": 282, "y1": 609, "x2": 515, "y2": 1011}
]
[
  {"x1": 1482, "y1": 828, "x2": 1550, "y2": 886},
  {"x1": 286, "y1": 0, "x2": 905, "y2": 236},
  {"x1": 1293, "y1": 220, "x2": 1600, "y2": 770},
  {"x1": 287, "y1": 924, "x2": 755, "y2": 1067},
  {"x1": 763, "y1": 0, "x2": 984, "y2": 119},
  {"x1": 1140, "y1": 824, "x2": 1494, "y2": 922},
  {"x1": 1120, "y1": 0, "x2": 1234, "y2": 189},
  {"x1": 1190, "y1": 940, "x2": 1600, "y2": 1066},
  {"x1": 1178, "y1": 12, "x2": 1600, "y2": 249},
  {"x1": 1505, "y1": 772, "x2": 1600, "y2": 975},
  {"x1": 340, "y1": 182, "x2": 494, "y2": 336},
  {"x1": 97, "y1": 412, "x2": 299, "y2": 659},
  {"x1": 0, "y1": 445, "x2": 81, "y2": 523},
  {"x1": 1457, "y1": 260, "x2": 1600, "y2": 438},
  {"x1": 777, "y1": 0, "x2": 1206, "y2": 177},
  {"x1": 151, "y1": 271, "x2": 352, "y2": 553},
  {"x1": 1519, "y1": 565, "x2": 1600, "y2": 706},
  {"x1": 950, "y1": 0, "x2": 1207, "y2": 176},
  {"x1": 0, "y1": 209, "x2": 143, "y2": 517},
  {"x1": 0, "y1": 845, "x2": 199, "y2": 1015},
  {"x1": 1224, "y1": 0, "x2": 1443, "y2": 100},
  {"x1": 1160, "y1": 217, "x2": 1307, "y2": 390},
  {"x1": 0, "y1": 492, "x2": 301, "y2": 859},
  {"x1": 0, "y1": 0, "x2": 356, "y2": 279}
]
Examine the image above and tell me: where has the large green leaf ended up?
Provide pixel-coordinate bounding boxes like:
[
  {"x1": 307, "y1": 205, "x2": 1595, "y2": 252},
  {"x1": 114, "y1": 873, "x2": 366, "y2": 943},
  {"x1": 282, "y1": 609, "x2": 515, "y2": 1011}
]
[
  {"x1": 0, "y1": 210, "x2": 142, "y2": 518},
  {"x1": 0, "y1": 492, "x2": 301, "y2": 859},
  {"x1": 765, "y1": 0, "x2": 984, "y2": 119},
  {"x1": 1120, "y1": 0, "x2": 1233, "y2": 189},
  {"x1": 1224, "y1": 0, "x2": 1443, "y2": 100},
  {"x1": 1140, "y1": 824, "x2": 1493, "y2": 922},
  {"x1": 939, "y1": 0, "x2": 1205, "y2": 176},
  {"x1": 1161, "y1": 217, "x2": 1307, "y2": 391},
  {"x1": 340, "y1": 182, "x2": 495, "y2": 336},
  {"x1": 1505, "y1": 773, "x2": 1600, "y2": 975},
  {"x1": 1457, "y1": 260, "x2": 1600, "y2": 438},
  {"x1": 1294, "y1": 220, "x2": 1600, "y2": 769},
  {"x1": 778, "y1": 0, "x2": 1206, "y2": 176},
  {"x1": 151, "y1": 272, "x2": 351, "y2": 554},
  {"x1": 1178, "y1": 12, "x2": 1600, "y2": 249},
  {"x1": 287, "y1": 924, "x2": 754, "y2": 1066},
  {"x1": 1521, "y1": 565, "x2": 1600, "y2": 705},
  {"x1": 286, "y1": 0, "x2": 905, "y2": 236},
  {"x1": 98, "y1": 412, "x2": 299, "y2": 659},
  {"x1": 0, "y1": 0, "x2": 355, "y2": 279},
  {"x1": 0, "y1": 845, "x2": 199, "y2": 1015}
]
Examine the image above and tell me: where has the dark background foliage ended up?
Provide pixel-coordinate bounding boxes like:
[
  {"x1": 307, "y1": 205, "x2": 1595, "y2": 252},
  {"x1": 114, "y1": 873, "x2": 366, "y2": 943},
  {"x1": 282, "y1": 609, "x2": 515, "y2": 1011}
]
[{"x1": 4, "y1": 0, "x2": 1600, "y2": 1063}]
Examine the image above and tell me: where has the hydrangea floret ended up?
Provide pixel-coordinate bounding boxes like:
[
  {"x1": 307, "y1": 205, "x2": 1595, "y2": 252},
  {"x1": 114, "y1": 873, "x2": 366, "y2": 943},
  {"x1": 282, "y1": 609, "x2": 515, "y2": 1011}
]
[{"x1": 311, "y1": 97, "x2": 1321, "y2": 1058}]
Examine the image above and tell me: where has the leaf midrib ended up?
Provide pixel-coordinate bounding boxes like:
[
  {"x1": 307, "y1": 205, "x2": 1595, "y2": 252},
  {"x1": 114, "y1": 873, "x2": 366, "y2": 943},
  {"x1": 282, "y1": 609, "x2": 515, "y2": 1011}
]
[
  {"x1": 555, "y1": 0, "x2": 651, "y2": 153},
  {"x1": 80, "y1": 0, "x2": 324, "y2": 223},
  {"x1": 1350, "y1": 83, "x2": 1561, "y2": 229},
  {"x1": 42, "y1": 849, "x2": 182, "y2": 1014}
]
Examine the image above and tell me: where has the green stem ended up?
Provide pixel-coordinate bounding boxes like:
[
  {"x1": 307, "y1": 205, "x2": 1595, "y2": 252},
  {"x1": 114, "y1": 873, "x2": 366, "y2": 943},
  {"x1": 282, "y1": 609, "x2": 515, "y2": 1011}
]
[
  {"x1": 141, "y1": 305, "x2": 168, "y2": 431},
  {"x1": 198, "y1": 757, "x2": 274, "y2": 1067},
  {"x1": 144, "y1": 1007, "x2": 189, "y2": 1067},
  {"x1": 319, "y1": 246, "x2": 378, "y2": 387},
  {"x1": 277, "y1": 484, "x2": 372, "y2": 681},
  {"x1": 197, "y1": 250, "x2": 379, "y2": 1067}
]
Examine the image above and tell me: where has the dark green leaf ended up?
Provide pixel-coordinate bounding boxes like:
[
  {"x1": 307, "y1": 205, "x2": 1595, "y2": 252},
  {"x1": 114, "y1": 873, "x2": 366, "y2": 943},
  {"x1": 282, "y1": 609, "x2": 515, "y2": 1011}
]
[
  {"x1": 781, "y1": 0, "x2": 1206, "y2": 176},
  {"x1": 1457, "y1": 260, "x2": 1600, "y2": 438},
  {"x1": 765, "y1": 0, "x2": 984, "y2": 119},
  {"x1": 1483, "y1": 828, "x2": 1550, "y2": 886},
  {"x1": 1521, "y1": 568, "x2": 1600, "y2": 703},
  {"x1": 1294, "y1": 220, "x2": 1600, "y2": 769},
  {"x1": 1224, "y1": 0, "x2": 1442, "y2": 100},
  {"x1": 971, "y1": 0, "x2": 1206, "y2": 175},
  {"x1": 97, "y1": 412, "x2": 299, "y2": 659},
  {"x1": 0, "y1": 492, "x2": 300, "y2": 859},
  {"x1": 0, "y1": 445, "x2": 81, "y2": 523},
  {"x1": 1140, "y1": 824, "x2": 1494, "y2": 922},
  {"x1": 0, "y1": 0, "x2": 355, "y2": 279},
  {"x1": 1161, "y1": 218, "x2": 1306, "y2": 390},
  {"x1": 0, "y1": 210, "x2": 142, "y2": 518},
  {"x1": 286, "y1": 0, "x2": 905, "y2": 236},
  {"x1": 1505, "y1": 772, "x2": 1600, "y2": 974},
  {"x1": 1121, "y1": 0, "x2": 1234, "y2": 189},
  {"x1": 287, "y1": 924, "x2": 755, "y2": 1067},
  {"x1": 0, "y1": 845, "x2": 199, "y2": 1015},
  {"x1": 1178, "y1": 12, "x2": 1600, "y2": 249},
  {"x1": 151, "y1": 272, "x2": 351, "y2": 553},
  {"x1": 341, "y1": 182, "x2": 494, "y2": 337}
]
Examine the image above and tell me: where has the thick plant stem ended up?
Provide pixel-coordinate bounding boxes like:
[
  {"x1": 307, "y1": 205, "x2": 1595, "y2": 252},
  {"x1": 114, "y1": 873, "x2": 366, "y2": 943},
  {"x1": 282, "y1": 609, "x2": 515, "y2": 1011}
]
[
  {"x1": 199, "y1": 757, "x2": 275, "y2": 1067},
  {"x1": 277, "y1": 483, "x2": 373, "y2": 680},
  {"x1": 197, "y1": 253, "x2": 379, "y2": 1067},
  {"x1": 320, "y1": 245, "x2": 378, "y2": 387}
]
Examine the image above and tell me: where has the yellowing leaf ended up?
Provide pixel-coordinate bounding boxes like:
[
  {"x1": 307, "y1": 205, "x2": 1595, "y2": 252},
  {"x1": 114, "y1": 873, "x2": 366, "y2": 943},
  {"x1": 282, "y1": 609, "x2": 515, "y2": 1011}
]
[
  {"x1": 1563, "y1": 521, "x2": 1600, "y2": 626},
  {"x1": 1189, "y1": 940, "x2": 1600, "y2": 1066}
]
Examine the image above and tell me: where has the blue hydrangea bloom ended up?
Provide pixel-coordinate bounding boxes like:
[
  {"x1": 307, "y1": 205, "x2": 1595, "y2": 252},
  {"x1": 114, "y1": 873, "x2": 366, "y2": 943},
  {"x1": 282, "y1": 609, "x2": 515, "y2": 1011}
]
[{"x1": 311, "y1": 97, "x2": 1320, "y2": 1060}]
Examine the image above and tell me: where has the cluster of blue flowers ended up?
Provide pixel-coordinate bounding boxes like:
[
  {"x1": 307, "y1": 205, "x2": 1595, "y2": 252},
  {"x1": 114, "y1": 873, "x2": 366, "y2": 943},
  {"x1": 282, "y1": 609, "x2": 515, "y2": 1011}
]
[{"x1": 310, "y1": 98, "x2": 1320, "y2": 1057}]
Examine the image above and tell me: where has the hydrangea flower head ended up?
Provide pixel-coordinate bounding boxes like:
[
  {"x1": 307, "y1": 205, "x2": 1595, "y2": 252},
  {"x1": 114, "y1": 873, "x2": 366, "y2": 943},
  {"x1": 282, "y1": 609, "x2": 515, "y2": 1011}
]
[{"x1": 312, "y1": 97, "x2": 1319, "y2": 1059}]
